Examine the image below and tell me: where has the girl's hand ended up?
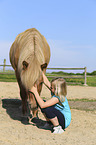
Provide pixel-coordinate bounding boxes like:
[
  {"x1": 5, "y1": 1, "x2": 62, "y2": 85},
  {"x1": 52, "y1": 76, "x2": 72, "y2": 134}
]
[
  {"x1": 30, "y1": 85, "x2": 59, "y2": 109},
  {"x1": 42, "y1": 72, "x2": 51, "y2": 89}
]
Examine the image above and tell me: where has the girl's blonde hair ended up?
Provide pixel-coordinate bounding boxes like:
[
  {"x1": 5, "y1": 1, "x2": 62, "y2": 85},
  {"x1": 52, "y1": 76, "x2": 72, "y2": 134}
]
[{"x1": 51, "y1": 77, "x2": 67, "y2": 102}]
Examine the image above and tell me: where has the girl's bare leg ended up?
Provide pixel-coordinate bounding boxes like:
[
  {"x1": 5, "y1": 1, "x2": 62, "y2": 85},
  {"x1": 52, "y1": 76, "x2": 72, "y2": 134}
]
[
  {"x1": 43, "y1": 113, "x2": 59, "y2": 126},
  {"x1": 49, "y1": 116, "x2": 59, "y2": 126}
]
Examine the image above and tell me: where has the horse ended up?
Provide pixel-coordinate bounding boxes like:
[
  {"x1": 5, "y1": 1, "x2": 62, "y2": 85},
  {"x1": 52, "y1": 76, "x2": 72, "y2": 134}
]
[{"x1": 9, "y1": 28, "x2": 50, "y2": 118}]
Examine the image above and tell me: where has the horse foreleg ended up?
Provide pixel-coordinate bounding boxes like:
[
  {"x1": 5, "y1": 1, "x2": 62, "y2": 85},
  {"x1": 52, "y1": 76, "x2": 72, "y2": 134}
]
[
  {"x1": 28, "y1": 92, "x2": 38, "y2": 118},
  {"x1": 20, "y1": 86, "x2": 28, "y2": 115},
  {"x1": 15, "y1": 71, "x2": 28, "y2": 115}
]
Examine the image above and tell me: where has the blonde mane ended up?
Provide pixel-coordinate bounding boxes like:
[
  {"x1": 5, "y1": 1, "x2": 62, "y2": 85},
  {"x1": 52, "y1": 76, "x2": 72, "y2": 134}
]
[{"x1": 10, "y1": 28, "x2": 50, "y2": 90}]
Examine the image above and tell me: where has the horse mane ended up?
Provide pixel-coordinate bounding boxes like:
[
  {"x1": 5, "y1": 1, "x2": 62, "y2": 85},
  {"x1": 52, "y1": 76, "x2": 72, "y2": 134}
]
[
  {"x1": 20, "y1": 57, "x2": 42, "y2": 90},
  {"x1": 16, "y1": 29, "x2": 46, "y2": 90},
  {"x1": 10, "y1": 28, "x2": 50, "y2": 90}
]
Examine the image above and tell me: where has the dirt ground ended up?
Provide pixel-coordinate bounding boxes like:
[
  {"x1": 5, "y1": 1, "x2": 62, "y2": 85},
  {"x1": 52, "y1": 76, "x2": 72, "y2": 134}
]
[{"x1": 0, "y1": 82, "x2": 96, "y2": 145}]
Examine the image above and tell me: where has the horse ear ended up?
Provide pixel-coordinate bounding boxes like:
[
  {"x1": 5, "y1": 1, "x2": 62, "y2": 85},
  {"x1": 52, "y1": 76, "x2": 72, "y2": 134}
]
[
  {"x1": 41, "y1": 63, "x2": 47, "y2": 70},
  {"x1": 22, "y1": 61, "x2": 29, "y2": 70}
]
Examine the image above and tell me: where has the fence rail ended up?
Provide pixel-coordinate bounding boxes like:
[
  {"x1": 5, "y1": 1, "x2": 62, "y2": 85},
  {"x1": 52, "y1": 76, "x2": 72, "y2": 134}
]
[
  {"x1": 0, "y1": 59, "x2": 87, "y2": 85},
  {"x1": 47, "y1": 67, "x2": 87, "y2": 85},
  {"x1": 47, "y1": 67, "x2": 85, "y2": 70}
]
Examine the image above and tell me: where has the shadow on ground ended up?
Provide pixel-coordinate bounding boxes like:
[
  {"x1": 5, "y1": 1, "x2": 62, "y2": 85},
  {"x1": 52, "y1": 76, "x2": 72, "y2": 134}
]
[
  {"x1": 1, "y1": 99, "x2": 48, "y2": 129},
  {"x1": 1, "y1": 98, "x2": 96, "y2": 128}
]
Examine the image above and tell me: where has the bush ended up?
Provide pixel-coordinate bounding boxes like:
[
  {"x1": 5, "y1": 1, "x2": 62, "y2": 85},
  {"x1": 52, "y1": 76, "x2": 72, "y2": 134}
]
[{"x1": 87, "y1": 71, "x2": 96, "y2": 75}]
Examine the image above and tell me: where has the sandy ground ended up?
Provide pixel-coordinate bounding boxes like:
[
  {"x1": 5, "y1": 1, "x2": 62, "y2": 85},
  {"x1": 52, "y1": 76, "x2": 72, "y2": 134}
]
[{"x1": 0, "y1": 82, "x2": 96, "y2": 145}]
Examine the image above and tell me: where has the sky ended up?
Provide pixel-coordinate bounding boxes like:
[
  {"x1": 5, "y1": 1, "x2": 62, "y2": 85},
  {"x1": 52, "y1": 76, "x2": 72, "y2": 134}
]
[{"x1": 0, "y1": 0, "x2": 96, "y2": 73}]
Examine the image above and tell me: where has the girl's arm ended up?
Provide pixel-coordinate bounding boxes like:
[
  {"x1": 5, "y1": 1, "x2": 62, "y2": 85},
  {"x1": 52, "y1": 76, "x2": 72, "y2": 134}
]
[
  {"x1": 31, "y1": 86, "x2": 59, "y2": 108},
  {"x1": 42, "y1": 72, "x2": 51, "y2": 89}
]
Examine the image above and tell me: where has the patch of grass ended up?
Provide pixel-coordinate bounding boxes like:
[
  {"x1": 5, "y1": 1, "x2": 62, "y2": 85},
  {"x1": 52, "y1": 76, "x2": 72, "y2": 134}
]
[
  {"x1": 70, "y1": 107, "x2": 96, "y2": 112},
  {"x1": 0, "y1": 74, "x2": 17, "y2": 82},
  {"x1": 0, "y1": 72, "x2": 96, "y2": 87},
  {"x1": 68, "y1": 98, "x2": 96, "y2": 102},
  {"x1": 47, "y1": 73, "x2": 96, "y2": 87},
  {"x1": 87, "y1": 76, "x2": 96, "y2": 86},
  {"x1": 46, "y1": 74, "x2": 84, "y2": 85}
]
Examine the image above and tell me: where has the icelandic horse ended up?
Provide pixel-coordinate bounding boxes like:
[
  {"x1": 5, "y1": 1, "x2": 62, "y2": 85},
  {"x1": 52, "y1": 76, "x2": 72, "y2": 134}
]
[{"x1": 9, "y1": 28, "x2": 50, "y2": 118}]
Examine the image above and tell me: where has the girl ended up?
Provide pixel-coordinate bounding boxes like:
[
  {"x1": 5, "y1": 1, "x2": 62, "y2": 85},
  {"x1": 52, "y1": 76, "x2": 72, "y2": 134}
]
[{"x1": 30, "y1": 73, "x2": 71, "y2": 134}]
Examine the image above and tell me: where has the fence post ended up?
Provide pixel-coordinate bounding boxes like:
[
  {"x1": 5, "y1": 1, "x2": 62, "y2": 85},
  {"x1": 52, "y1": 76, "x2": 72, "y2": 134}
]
[
  {"x1": 84, "y1": 67, "x2": 87, "y2": 86},
  {"x1": 3, "y1": 59, "x2": 6, "y2": 72}
]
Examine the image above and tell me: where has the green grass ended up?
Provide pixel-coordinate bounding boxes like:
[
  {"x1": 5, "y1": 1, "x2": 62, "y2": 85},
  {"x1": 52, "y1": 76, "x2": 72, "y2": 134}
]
[
  {"x1": 46, "y1": 73, "x2": 96, "y2": 87},
  {"x1": 0, "y1": 74, "x2": 16, "y2": 82},
  {"x1": 87, "y1": 76, "x2": 96, "y2": 86},
  {"x1": 0, "y1": 72, "x2": 96, "y2": 87},
  {"x1": 46, "y1": 73, "x2": 84, "y2": 82}
]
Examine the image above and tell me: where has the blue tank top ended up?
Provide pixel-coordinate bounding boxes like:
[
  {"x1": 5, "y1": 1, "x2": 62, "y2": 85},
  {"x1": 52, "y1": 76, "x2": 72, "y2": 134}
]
[{"x1": 52, "y1": 95, "x2": 71, "y2": 128}]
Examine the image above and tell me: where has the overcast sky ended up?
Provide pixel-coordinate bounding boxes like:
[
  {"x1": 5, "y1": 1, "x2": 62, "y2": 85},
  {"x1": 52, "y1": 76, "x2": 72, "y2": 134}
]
[{"x1": 0, "y1": 0, "x2": 96, "y2": 72}]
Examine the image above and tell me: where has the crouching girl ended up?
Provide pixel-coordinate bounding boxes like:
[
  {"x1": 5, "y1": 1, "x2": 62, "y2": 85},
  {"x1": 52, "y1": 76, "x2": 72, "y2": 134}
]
[{"x1": 30, "y1": 73, "x2": 71, "y2": 134}]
